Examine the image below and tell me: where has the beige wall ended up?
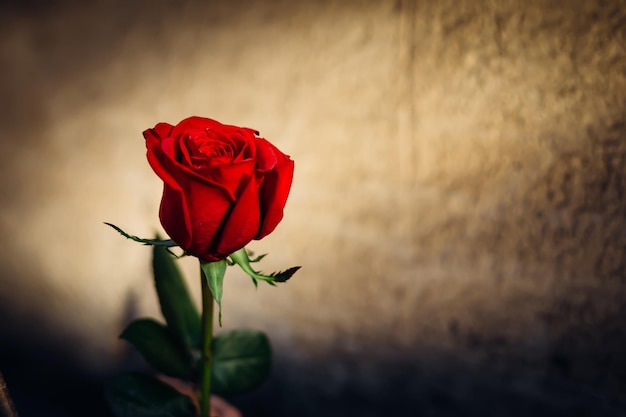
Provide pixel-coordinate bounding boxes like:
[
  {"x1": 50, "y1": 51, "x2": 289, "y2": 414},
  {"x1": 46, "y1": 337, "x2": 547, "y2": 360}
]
[{"x1": 1, "y1": 0, "x2": 625, "y2": 414}]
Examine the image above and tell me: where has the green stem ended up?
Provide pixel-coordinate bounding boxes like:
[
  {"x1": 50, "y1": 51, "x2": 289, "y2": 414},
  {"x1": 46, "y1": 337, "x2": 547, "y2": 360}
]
[{"x1": 200, "y1": 266, "x2": 214, "y2": 417}]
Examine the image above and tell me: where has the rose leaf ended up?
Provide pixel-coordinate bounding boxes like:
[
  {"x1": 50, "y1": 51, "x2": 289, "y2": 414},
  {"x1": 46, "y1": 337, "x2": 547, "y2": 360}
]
[
  {"x1": 153, "y1": 243, "x2": 202, "y2": 350},
  {"x1": 120, "y1": 319, "x2": 194, "y2": 379},
  {"x1": 211, "y1": 330, "x2": 272, "y2": 395},
  {"x1": 105, "y1": 372, "x2": 196, "y2": 417}
]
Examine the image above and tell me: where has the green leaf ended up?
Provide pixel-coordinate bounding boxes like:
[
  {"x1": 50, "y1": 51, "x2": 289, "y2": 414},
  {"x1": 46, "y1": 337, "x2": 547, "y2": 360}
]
[
  {"x1": 105, "y1": 222, "x2": 177, "y2": 247},
  {"x1": 211, "y1": 330, "x2": 272, "y2": 395},
  {"x1": 200, "y1": 260, "x2": 227, "y2": 326},
  {"x1": 120, "y1": 319, "x2": 193, "y2": 379},
  {"x1": 153, "y1": 244, "x2": 202, "y2": 350},
  {"x1": 229, "y1": 248, "x2": 300, "y2": 286},
  {"x1": 105, "y1": 373, "x2": 196, "y2": 417}
]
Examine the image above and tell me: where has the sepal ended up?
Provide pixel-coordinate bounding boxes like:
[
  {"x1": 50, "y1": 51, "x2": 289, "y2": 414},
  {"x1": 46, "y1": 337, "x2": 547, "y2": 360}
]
[
  {"x1": 200, "y1": 260, "x2": 227, "y2": 326},
  {"x1": 105, "y1": 222, "x2": 177, "y2": 247},
  {"x1": 229, "y1": 248, "x2": 300, "y2": 287}
]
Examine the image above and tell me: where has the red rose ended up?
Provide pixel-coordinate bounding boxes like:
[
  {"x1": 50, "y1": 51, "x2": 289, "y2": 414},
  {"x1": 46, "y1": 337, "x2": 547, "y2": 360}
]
[{"x1": 144, "y1": 116, "x2": 294, "y2": 262}]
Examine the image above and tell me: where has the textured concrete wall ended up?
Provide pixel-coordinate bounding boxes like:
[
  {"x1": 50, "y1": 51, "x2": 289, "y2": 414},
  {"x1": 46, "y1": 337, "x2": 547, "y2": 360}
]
[{"x1": 1, "y1": 1, "x2": 625, "y2": 415}]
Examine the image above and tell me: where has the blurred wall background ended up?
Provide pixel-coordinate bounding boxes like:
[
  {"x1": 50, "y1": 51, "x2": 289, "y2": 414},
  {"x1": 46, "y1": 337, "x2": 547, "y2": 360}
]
[{"x1": 1, "y1": 0, "x2": 626, "y2": 415}]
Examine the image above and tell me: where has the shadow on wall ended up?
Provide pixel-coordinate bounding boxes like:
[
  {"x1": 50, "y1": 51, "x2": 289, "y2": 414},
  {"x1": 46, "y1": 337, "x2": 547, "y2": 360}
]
[
  {"x1": 526, "y1": 122, "x2": 626, "y2": 396},
  {"x1": 422, "y1": 121, "x2": 626, "y2": 411}
]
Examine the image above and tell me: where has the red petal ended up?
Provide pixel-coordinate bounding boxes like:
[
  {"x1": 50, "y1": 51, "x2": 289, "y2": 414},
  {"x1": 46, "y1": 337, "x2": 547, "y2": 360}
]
[
  {"x1": 256, "y1": 145, "x2": 294, "y2": 239},
  {"x1": 254, "y1": 138, "x2": 278, "y2": 172},
  {"x1": 158, "y1": 184, "x2": 192, "y2": 249},
  {"x1": 216, "y1": 174, "x2": 261, "y2": 256},
  {"x1": 150, "y1": 122, "x2": 174, "y2": 139},
  {"x1": 181, "y1": 178, "x2": 233, "y2": 260},
  {"x1": 169, "y1": 116, "x2": 224, "y2": 137},
  {"x1": 145, "y1": 136, "x2": 193, "y2": 248}
]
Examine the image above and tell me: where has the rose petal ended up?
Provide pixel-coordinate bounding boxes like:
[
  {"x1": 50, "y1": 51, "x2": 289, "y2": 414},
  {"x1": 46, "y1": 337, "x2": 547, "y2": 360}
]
[
  {"x1": 148, "y1": 131, "x2": 240, "y2": 202},
  {"x1": 215, "y1": 174, "x2": 261, "y2": 256},
  {"x1": 254, "y1": 138, "x2": 278, "y2": 173},
  {"x1": 197, "y1": 160, "x2": 255, "y2": 197},
  {"x1": 158, "y1": 184, "x2": 192, "y2": 249},
  {"x1": 151, "y1": 122, "x2": 174, "y2": 139},
  {"x1": 181, "y1": 178, "x2": 233, "y2": 261},
  {"x1": 256, "y1": 150, "x2": 294, "y2": 239},
  {"x1": 169, "y1": 116, "x2": 224, "y2": 137},
  {"x1": 145, "y1": 134, "x2": 193, "y2": 248}
]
